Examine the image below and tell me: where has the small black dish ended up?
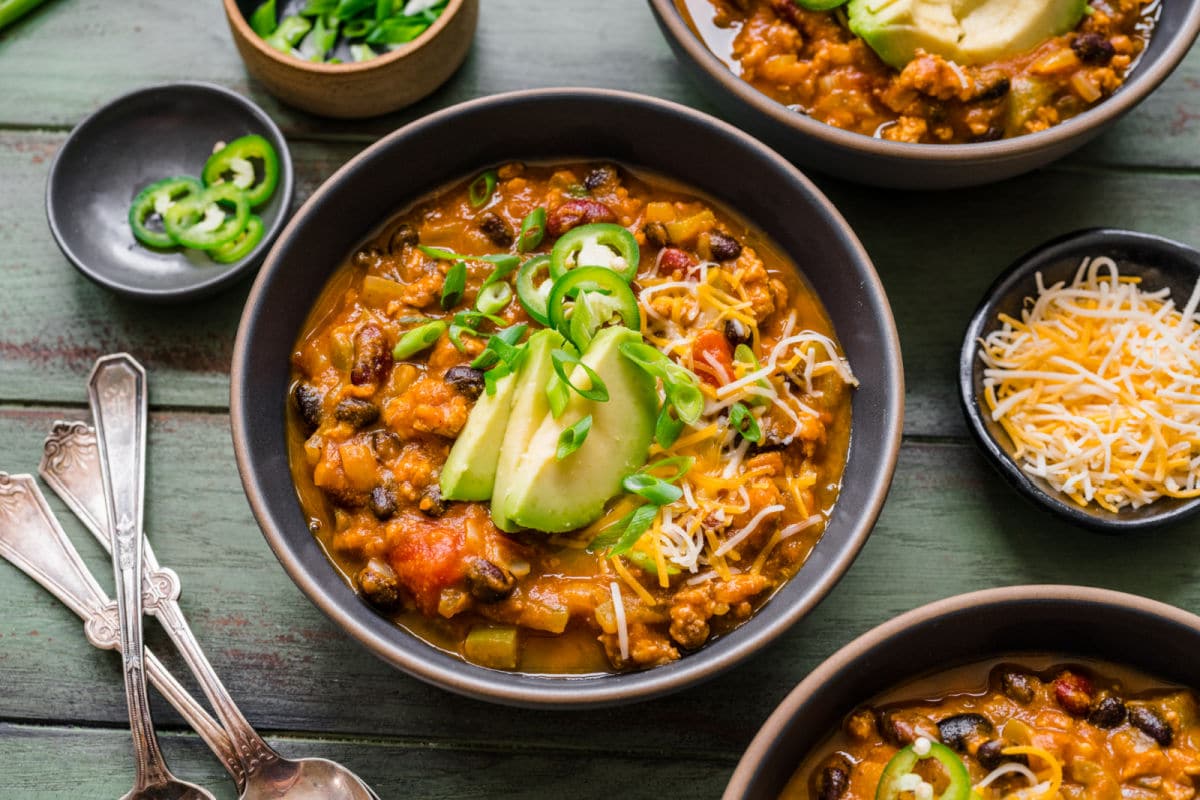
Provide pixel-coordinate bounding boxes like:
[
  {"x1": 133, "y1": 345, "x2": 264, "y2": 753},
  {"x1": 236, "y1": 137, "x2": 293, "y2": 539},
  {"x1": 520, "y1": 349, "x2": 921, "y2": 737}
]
[
  {"x1": 46, "y1": 81, "x2": 293, "y2": 302},
  {"x1": 959, "y1": 228, "x2": 1200, "y2": 532}
]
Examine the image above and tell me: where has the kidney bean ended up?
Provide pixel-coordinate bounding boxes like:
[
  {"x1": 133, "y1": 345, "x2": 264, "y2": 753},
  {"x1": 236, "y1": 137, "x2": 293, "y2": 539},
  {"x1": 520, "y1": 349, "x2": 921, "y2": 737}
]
[
  {"x1": 877, "y1": 709, "x2": 939, "y2": 746},
  {"x1": 658, "y1": 247, "x2": 695, "y2": 275},
  {"x1": 546, "y1": 198, "x2": 616, "y2": 237},
  {"x1": 1053, "y1": 671, "x2": 1095, "y2": 717},
  {"x1": 351, "y1": 324, "x2": 393, "y2": 387}
]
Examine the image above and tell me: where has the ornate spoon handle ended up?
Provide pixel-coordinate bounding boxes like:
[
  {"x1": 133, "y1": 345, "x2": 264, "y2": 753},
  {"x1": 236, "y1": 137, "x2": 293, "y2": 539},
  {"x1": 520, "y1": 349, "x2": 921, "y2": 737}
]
[
  {"x1": 41, "y1": 419, "x2": 283, "y2": 779},
  {"x1": 0, "y1": 472, "x2": 240, "y2": 780},
  {"x1": 88, "y1": 354, "x2": 173, "y2": 791}
]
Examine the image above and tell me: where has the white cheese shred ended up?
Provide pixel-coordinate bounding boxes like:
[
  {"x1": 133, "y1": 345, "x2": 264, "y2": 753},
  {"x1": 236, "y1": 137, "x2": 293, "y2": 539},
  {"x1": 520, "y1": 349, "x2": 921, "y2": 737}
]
[{"x1": 610, "y1": 581, "x2": 629, "y2": 662}]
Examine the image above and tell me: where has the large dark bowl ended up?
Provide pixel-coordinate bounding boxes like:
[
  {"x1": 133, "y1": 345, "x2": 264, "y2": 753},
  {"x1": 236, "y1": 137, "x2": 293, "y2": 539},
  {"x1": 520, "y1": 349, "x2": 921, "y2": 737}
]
[
  {"x1": 960, "y1": 228, "x2": 1200, "y2": 532},
  {"x1": 231, "y1": 88, "x2": 903, "y2": 707},
  {"x1": 648, "y1": 0, "x2": 1200, "y2": 189},
  {"x1": 726, "y1": 585, "x2": 1200, "y2": 799}
]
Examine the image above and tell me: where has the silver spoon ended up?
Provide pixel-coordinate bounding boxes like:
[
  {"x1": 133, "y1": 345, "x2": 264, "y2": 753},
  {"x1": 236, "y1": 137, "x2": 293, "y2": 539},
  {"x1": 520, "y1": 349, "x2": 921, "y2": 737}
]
[
  {"x1": 41, "y1": 418, "x2": 382, "y2": 800},
  {"x1": 89, "y1": 354, "x2": 214, "y2": 800},
  {"x1": 0, "y1": 472, "x2": 241, "y2": 775}
]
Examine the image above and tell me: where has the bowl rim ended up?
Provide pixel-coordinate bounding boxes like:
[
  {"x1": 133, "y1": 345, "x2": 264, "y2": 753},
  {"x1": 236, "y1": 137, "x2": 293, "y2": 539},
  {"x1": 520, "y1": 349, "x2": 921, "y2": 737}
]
[
  {"x1": 958, "y1": 227, "x2": 1200, "y2": 532},
  {"x1": 724, "y1": 584, "x2": 1200, "y2": 800},
  {"x1": 647, "y1": 0, "x2": 1200, "y2": 161},
  {"x1": 223, "y1": 0, "x2": 467, "y2": 74},
  {"x1": 230, "y1": 86, "x2": 904, "y2": 706},
  {"x1": 44, "y1": 79, "x2": 295, "y2": 302}
]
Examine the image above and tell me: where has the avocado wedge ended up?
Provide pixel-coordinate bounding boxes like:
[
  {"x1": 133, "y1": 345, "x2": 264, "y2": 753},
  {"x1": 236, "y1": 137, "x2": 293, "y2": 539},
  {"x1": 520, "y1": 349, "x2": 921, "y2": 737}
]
[
  {"x1": 503, "y1": 327, "x2": 658, "y2": 534},
  {"x1": 848, "y1": 0, "x2": 1089, "y2": 69},
  {"x1": 491, "y1": 329, "x2": 565, "y2": 532},
  {"x1": 440, "y1": 364, "x2": 520, "y2": 502}
]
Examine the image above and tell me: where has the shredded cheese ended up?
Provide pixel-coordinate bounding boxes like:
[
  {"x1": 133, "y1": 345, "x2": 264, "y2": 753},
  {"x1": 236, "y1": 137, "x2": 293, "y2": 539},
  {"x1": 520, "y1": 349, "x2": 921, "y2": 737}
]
[
  {"x1": 609, "y1": 581, "x2": 629, "y2": 662},
  {"x1": 979, "y1": 256, "x2": 1200, "y2": 510}
]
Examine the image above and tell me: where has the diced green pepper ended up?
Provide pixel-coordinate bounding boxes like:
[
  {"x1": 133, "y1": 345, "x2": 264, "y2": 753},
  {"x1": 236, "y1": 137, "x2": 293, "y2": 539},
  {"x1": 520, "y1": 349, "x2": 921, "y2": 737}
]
[{"x1": 464, "y1": 626, "x2": 519, "y2": 670}]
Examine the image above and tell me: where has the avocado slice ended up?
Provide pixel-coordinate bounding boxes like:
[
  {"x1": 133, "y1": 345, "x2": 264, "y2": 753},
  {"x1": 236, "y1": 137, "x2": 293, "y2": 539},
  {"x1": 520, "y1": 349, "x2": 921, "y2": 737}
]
[
  {"x1": 848, "y1": 0, "x2": 1089, "y2": 69},
  {"x1": 503, "y1": 327, "x2": 658, "y2": 534},
  {"x1": 491, "y1": 329, "x2": 565, "y2": 532},
  {"x1": 440, "y1": 365, "x2": 520, "y2": 502}
]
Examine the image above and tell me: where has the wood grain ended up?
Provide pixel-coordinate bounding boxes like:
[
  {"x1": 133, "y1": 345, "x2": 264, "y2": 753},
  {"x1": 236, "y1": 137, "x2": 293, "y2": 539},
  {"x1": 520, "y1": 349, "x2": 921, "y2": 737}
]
[{"x1": 0, "y1": 406, "x2": 1195, "y2": 763}]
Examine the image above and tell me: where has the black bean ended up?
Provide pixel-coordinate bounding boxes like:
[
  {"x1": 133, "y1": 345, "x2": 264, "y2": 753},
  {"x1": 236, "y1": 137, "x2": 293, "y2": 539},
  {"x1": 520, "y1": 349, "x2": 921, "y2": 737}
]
[
  {"x1": 371, "y1": 430, "x2": 403, "y2": 461},
  {"x1": 292, "y1": 382, "x2": 323, "y2": 431},
  {"x1": 388, "y1": 223, "x2": 419, "y2": 254},
  {"x1": 938, "y1": 713, "x2": 994, "y2": 752},
  {"x1": 707, "y1": 231, "x2": 743, "y2": 262},
  {"x1": 353, "y1": 246, "x2": 384, "y2": 269},
  {"x1": 478, "y1": 212, "x2": 514, "y2": 248},
  {"x1": 642, "y1": 222, "x2": 669, "y2": 248},
  {"x1": 334, "y1": 398, "x2": 380, "y2": 428},
  {"x1": 724, "y1": 319, "x2": 752, "y2": 348},
  {"x1": 1000, "y1": 669, "x2": 1038, "y2": 705},
  {"x1": 465, "y1": 558, "x2": 516, "y2": 602},
  {"x1": 1088, "y1": 696, "x2": 1127, "y2": 729},
  {"x1": 444, "y1": 365, "x2": 485, "y2": 400},
  {"x1": 368, "y1": 485, "x2": 398, "y2": 520},
  {"x1": 1073, "y1": 33, "x2": 1115, "y2": 65},
  {"x1": 972, "y1": 127, "x2": 1005, "y2": 143},
  {"x1": 814, "y1": 760, "x2": 851, "y2": 800},
  {"x1": 1129, "y1": 705, "x2": 1173, "y2": 746},
  {"x1": 418, "y1": 484, "x2": 447, "y2": 517},
  {"x1": 358, "y1": 558, "x2": 402, "y2": 610},
  {"x1": 584, "y1": 165, "x2": 616, "y2": 191},
  {"x1": 974, "y1": 73, "x2": 1011, "y2": 101},
  {"x1": 977, "y1": 740, "x2": 1029, "y2": 771}
]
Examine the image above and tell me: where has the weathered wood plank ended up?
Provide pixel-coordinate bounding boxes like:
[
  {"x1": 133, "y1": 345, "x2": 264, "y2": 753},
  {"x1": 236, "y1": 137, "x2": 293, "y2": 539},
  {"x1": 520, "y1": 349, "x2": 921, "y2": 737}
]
[
  {"x1": 0, "y1": 0, "x2": 1196, "y2": 169},
  {"x1": 0, "y1": 722, "x2": 734, "y2": 799},
  {"x1": 0, "y1": 406, "x2": 1196, "y2": 758},
  {"x1": 5, "y1": 130, "x2": 1200, "y2": 436}
]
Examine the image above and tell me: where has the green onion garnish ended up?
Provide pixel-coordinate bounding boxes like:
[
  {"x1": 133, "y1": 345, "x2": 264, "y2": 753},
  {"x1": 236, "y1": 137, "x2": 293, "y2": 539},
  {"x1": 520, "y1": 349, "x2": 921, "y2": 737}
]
[
  {"x1": 468, "y1": 170, "x2": 498, "y2": 208},
  {"x1": 546, "y1": 373, "x2": 569, "y2": 418},
  {"x1": 728, "y1": 401, "x2": 762, "y2": 443},
  {"x1": 517, "y1": 207, "x2": 547, "y2": 253},
  {"x1": 619, "y1": 341, "x2": 704, "y2": 424},
  {"x1": 655, "y1": 403, "x2": 685, "y2": 448},
  {"x1": 471, "y1": 324, "x2": 528, "y2": 370},
  {"x1": 621, "y1": 473, "x2": 683, "y2": 505},
  {"x1": 587, "y1": 503, "x2": 660, "y2": 556},
  {"x1": 475, "y1": 282, "x2": 513, "y2": 316},
  {"x1": 441, "y1": 260, "x2": 466, "y2": 309},
  {"x1": 556, "y1": 414, "x2": 592, "y2": 460},
  {"x1": 392, "y1": 320, "x2": 446, "y2": 360},
  {"x1": 480, "y1": 255, "x2": 521, "y2": 288},
  {"x1": 551, "y1": 348, "x2": 609, "y2": 402},
  {"x1": 641, "y1": 456, "x2": 695, "y2": 484}
]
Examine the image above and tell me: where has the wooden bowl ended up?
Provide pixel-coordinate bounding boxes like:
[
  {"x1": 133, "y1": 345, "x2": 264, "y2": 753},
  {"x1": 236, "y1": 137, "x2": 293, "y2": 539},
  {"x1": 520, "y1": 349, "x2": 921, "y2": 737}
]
[{"x1": 222, "y1": 0, "x2": 478, "y2": 119}]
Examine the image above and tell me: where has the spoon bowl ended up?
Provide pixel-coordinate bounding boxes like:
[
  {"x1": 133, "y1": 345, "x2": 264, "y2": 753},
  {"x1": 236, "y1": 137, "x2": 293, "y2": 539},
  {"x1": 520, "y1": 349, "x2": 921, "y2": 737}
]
[{"x1": 241, "y1": 758, "x2": 379, "y2": 800}]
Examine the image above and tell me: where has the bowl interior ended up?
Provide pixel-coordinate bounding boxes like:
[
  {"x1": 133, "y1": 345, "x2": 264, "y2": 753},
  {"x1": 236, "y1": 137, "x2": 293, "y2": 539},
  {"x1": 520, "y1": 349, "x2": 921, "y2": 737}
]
[
  {"x1": 47, "y1": 82, "x2": 293, "y2": 301},
  {"x1": 233, "y1": 89, "x2": 903, "y2": 706},
  {"x1": 729, "y1": 587, "x2": 1200, "y2": 800},
  {"x1": 960, "y1": 228, "x2": 1200, "y2": 532}
]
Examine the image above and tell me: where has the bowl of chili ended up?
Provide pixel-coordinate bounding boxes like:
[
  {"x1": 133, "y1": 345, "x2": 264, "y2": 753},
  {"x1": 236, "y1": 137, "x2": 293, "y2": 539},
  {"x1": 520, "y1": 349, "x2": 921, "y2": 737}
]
[
  {"x1": 231, "y1": 87, "x2": 903, "y2": 706},
  {"x1": 46, "y1": 81, "x2": 294, "y2": 302},
  {"x1": 223, "y1": 0, "x2": 478, "y2": 119},
  {"x1": 647, "y1": 0, "x2": 1200, "y2": 189},
  {"x1": 726, "y1": 585, "x2": 1200, "y2": 799}
]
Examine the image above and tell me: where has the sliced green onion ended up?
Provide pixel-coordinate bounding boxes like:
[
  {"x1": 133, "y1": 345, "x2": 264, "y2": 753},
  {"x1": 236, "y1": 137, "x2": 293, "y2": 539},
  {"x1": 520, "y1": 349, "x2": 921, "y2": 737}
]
[
  {"x1": 334, "y1": 0, "x2": 374, "y2": 20},
  {"x1": 655, "y1": 403, "x2": 685, "y2": 449},
  {"x1": 250, "y1": 0, "x2": 278, "y2": 36},
  {"x1": 392, "y1": 320, "x2": 446, "y2": 360},
  {"x1": 480, "y1": 255, "x2": 520, "y2": 287},
  {"x1": 641, "y1": 456, "x2": 695, "y2": 484},
  {"x1": 734, "y1": 343, "x2": 772, "y2": 405},
  {"x1": 468, "y1": 170, "x2": 498, "y2": 208},
  {"x1": 728, "y1": 402, "x2": 762, "y2": 443},
  {"x1": 619, "y1": 342, "x2": 704, "y2": 424},
  {"x1": 475, "y1": 282, "x2": 512, "y2": 316},
  {"x1": 441, "y1": 260, "x2": 466, "y2": 309},
  {"x1": 483, "y1": 362, "x2": 511, "y2": 397},
  {"x1": 550, "y1": 349, "x2": 608, "y2": 402},
  {"x1": 588, "y1": 503, "x2": 660, "y2": 556},
  {"x1": 471, "y1": 324, "x2": 528, "y2": 370},
  {"x1": 556, "y1": 415, "x2": 592, "y2": 460},
  {"x1": 517, "y1": 207, "x2": 547, "y2": 253},
  {"x1": 264, "y1": 14, "x2": 312, "y2": 51},
  {"x1": 349, "y1": 42, "x2": 375, "y2": 60},
  {"x1": 622, "y1": 473, "x2": 683, "y2": 505}
]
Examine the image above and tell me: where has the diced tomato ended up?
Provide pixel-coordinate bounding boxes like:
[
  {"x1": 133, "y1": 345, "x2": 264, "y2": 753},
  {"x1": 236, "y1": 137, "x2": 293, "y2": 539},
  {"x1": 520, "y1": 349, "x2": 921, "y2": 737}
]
[
  {"x1": 692, "y1": 329, "x2": 734, "y2": 386},
  {"x1": 388, "y1": 514, "x2": 471, "y2": 614}
]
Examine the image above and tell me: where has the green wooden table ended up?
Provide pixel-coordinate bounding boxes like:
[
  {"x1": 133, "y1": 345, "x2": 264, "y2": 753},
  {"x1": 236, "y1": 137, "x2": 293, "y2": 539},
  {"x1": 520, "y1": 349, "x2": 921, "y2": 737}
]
[{"x1": 1, "y1": 1, "x2": 1199, "y2": 797}]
